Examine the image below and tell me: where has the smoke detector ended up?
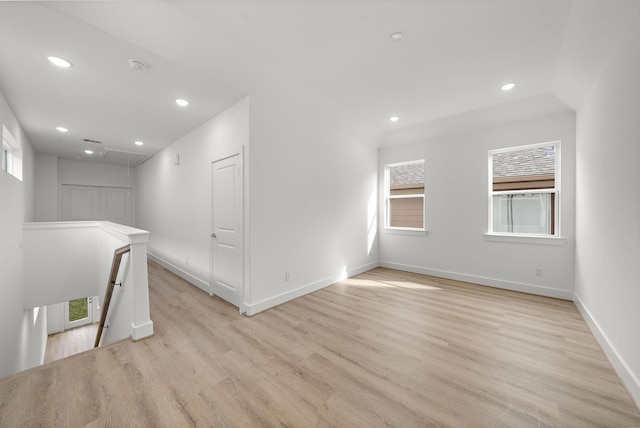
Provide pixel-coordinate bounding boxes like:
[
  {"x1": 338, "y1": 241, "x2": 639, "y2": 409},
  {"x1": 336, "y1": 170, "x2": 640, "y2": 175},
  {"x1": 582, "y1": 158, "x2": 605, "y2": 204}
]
[{"x1": 128, "y1": 59, "x2": 148, "y2": 72}]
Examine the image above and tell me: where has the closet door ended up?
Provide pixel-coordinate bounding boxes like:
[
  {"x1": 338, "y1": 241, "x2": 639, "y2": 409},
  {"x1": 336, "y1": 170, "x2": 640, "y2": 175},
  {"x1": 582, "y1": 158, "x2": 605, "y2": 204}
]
[
  {"x1": 60, "y1": 184, "x2": 133, "y2": 226},
  {"x1": 60, "y1": 185, "x2": 100, "y2": 221}
]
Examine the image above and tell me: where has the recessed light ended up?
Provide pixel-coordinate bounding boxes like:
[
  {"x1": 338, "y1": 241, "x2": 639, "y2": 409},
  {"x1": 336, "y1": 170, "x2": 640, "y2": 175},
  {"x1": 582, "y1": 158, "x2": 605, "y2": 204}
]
[
  {"x1": 48, "y1": 56, "x2": 72, "y2": 68},
  {"x1": 84, "y1": 150, "x2": 93, "y2": 155},
  {"x1": 176, "y1": 98, "x2": 189, "y2": 107},
  {"x1": 56, "y1": 126, "x2": 69, "y2": 133},
  {"x1": 134, "y1": 140, "x2": 144, "y2": 146},
  {"x1": 501, "y1": 82, "x2": 516, "y2": 91},
  {"x1": 390, "y1": 116, "x2": 399, "y2": 122},
  {"x1": 390, "y1": 32, "x2": 403, "y2": 41}
]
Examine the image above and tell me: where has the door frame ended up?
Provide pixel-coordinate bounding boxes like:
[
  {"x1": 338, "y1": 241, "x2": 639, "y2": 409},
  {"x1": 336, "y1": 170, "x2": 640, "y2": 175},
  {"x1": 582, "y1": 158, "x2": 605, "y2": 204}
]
[
  {"x1": 210, "y1": 147, "x2": 246, "y2": 313},
  {"x1": 63, "y1": 296, "x2": 96, "y2": 330}
]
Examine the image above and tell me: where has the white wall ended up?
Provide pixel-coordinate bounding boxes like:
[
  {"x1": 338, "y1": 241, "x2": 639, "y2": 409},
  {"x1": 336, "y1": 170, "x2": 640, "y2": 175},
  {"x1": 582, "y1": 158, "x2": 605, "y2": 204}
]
[
  {"x1": 247, "y1": 97, "x2": 379, "y2": 313},
  {"x1": 136, "y1": 97, "x2": 250, "y2": 293},
  {"x1": 379, "y1": 112, "x2": 576, "y2": 299},
  {"x1": 57, "y1": 157, "x2": 136, "y2": 188},
  {"x1": 46, "y1": 303, "x2": 64, "y2": 334},
  {"x1": 0, "y1": 87, "x2": 44, "y2": 377},
  {"x1": 136, "y1": 95, "x2": 379, "y2": 314},
  {"x1": 17, "y1": 306, "x2": 47, "y2": 373},
  {"x1": 34, "y1": 154, "x2": 58, "y2": 221},
  {"x1": 23, "y1": 224, "x2": 102, "y2": 308},
  {"x1": 0, "y1": 165, "x2": 24, "y2": 376},
  {"x1": 574, "y1": 9, "x2": 640, "y2": 406}
]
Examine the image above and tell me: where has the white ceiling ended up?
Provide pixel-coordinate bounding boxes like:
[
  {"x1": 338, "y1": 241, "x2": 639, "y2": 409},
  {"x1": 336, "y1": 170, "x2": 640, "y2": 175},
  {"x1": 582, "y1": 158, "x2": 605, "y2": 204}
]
[{"x1": 0, "y1": 1, "x2": 637, "y2": 164}]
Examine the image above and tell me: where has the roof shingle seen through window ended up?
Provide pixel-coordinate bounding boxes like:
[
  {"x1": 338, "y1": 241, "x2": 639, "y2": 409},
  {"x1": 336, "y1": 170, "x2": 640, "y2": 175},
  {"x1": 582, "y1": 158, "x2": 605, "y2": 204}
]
[
  {"x1": 493, "y1": 146, "x2": 555, "y2": 179},
  {"x1": 390, "y1": 163, "x2": 424, "y2": 187}
]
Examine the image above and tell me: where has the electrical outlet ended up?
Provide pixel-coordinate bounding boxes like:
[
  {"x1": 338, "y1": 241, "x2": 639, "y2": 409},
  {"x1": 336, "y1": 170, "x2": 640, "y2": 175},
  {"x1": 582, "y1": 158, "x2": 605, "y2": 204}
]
[
  {"x1": 285, "y1": 272, "x2": 291, "y2": 282},
  {"x1": 535, "y1": 267, "x2": 543, "y2": 277}
]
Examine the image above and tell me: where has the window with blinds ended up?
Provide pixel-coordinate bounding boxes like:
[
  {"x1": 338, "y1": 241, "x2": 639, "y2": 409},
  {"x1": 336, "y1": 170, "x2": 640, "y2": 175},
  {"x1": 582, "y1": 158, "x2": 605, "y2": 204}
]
[
  {"x1": 489, "y1": 142, "x2": 559, "y2": 236},
  {"x1": 385, "y1": 160, "x2": 425, "y2": 230}
]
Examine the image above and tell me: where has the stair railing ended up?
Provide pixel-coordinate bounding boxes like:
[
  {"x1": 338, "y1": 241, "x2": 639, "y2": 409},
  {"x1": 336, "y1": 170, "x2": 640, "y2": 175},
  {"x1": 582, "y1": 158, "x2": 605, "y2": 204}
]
[{"x1": 94, "y1": 244, "x2": 131, "y2": 348}]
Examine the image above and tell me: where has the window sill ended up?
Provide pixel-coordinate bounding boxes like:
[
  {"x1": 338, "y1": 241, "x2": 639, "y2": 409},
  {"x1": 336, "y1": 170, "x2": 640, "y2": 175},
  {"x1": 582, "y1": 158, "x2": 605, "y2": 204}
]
[
  {"x1": 383, "y1": 228, "x2": 428, "y2": 237},
  {"x1": 484, "y1": 233, "x2": 566, "y2": 245}
]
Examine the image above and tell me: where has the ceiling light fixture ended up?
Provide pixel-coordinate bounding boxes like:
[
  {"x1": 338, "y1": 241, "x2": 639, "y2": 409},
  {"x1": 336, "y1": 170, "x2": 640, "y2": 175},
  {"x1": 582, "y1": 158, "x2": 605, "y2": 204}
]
[
  {"x1": 56, "y1": 126, "x2": 69, "y2": 133},
  {"x1": 501, "y1": 82, "x2": 516, "y2": 91},
  {"x1": 390, "y1": 116, "x2": 399, "y2": 122},
  {"x1": 128, "y1": 59, "x2": 148, "y2": 72},
  {"x1": 134, "y1": 140, "x2": 144, "y2": 146},
  {"x1": 48, "y1": 56, "x2": 72, "y2": 68},
  {"x1": 390, "y1": 32, "x2": 403, "y2": 41},
  {"x1": 84, "y1": 150, "x2": 94, "y2": 155},
  {"x1": 175, "y1": 98, "x2": 189, "y2": 107}
]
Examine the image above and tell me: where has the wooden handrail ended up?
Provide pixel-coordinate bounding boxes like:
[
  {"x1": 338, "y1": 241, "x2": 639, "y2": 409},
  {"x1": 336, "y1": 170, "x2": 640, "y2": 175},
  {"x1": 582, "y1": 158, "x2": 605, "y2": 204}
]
[{"x1": 94, "y1": 244, "x2": 131, "y2": 348}]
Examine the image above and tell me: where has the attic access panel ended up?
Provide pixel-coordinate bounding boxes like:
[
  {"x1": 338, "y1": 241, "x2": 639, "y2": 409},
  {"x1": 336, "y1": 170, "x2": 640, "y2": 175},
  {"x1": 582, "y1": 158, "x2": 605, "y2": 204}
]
[{"x1": 100, "y1": 149, "x2": 150, "y2": 166}]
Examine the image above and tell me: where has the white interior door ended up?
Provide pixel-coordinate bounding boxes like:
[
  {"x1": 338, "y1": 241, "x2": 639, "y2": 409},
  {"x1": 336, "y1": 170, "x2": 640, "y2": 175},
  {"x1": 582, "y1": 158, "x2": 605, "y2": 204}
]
[
  {"x1": 211, "y1": 154, "x2": 243, "y2": 308},
  {"x1": 61, "y1": 185, "x2": 133, "y2": 226}
]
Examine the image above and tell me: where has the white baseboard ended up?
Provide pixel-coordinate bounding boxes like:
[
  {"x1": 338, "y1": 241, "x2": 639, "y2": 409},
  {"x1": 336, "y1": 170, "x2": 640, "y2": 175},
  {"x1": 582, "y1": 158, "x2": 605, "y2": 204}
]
[
  {"x1": 379, "y1": 261, "x2": 573, "y2": 300},
  {"x1": 244, "y1": 261, "x2": 380, "y2": 316},
  {"x1": 147, "y1": 253, "x2": 210, "y2": 293},
  {"x1": 347, "y1": 261, "x2": 381, "y2": 279},
  {"x1": 244, "y1": 276, "x2": 334, "y2": 316},
  {"x1": 574, "y1": 294, "x2": 640, "y2": 409},
  {"x1": 149, "y1": 252, "x2": 379, "y2": 317}
]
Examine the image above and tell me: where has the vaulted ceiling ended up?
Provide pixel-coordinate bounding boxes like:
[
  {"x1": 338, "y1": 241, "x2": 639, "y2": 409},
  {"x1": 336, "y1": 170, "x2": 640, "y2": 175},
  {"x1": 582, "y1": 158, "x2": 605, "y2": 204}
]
[{"x1": 0, "y1": 1, "x2": 637, "y2": 164}]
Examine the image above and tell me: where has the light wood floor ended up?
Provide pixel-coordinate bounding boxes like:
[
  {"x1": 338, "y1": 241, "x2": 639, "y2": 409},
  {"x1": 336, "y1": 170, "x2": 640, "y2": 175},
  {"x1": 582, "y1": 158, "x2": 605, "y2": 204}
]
[
  {"x1": 1, "y1": 261, "x2": 639, "y2": 427},
  {"x1": 44, "y1": 323, "x2": 98, "y2": 364}
]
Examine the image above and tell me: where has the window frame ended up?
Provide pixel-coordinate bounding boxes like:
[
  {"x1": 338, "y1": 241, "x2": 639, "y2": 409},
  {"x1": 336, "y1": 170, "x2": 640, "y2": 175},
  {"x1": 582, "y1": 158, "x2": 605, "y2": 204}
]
[
  {"x1": 2, "y1": 141, "x2": 11, "y2": 173},
  {"x1": 487, "y1": 141, "x2": 561, "y2": 238},
  {"x1": 384, "y1": 159, "x2": 426, "y2": 232},
  {"x1": 2, "y1": 125, "x2": 21, "y2": 181}
]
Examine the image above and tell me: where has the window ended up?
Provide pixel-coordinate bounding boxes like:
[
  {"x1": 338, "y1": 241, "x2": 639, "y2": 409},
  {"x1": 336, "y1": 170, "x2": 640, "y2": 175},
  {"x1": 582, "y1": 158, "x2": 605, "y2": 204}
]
[
  {"x1": 1, "y1": 145, "x2": 8, "y2": 172},
  {"x1": 2, "y1": 125, "x2": 21, "y2": 181},
  {"x1": 385, "y1": 160, "x2": 425, "y2": 230},
  {"x1": 489, "y1": 142, "x2": 559, "y2": 236}
]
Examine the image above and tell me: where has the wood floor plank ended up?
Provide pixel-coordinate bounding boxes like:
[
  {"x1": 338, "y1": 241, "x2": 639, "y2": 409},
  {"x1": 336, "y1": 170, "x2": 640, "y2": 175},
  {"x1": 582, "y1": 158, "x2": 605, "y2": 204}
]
[{"x1": 1, "y1": 261, "x2": 639, "y2": 427}]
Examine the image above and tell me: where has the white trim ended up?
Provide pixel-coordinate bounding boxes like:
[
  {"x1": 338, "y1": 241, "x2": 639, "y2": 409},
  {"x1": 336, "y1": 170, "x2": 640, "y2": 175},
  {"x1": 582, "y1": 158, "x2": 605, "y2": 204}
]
[
  {"x1": 384, "y1": 158, "x2": 426, "y2": 230},
  {"x1": 383, "y1": 228, "x2": 428, "y2": 236},
  {"x1": 24, "y1": 221, "x2": 101, "y2": 230},
  {"x1": 388, "y1": 194, "x2": 425, "y2": 200},
  {"x1": 147, "y1": 252, "x2": 211, "y2": 294},
  {"x1": 379, "y1": 261, "x2": 573, "y2": 300},
  {"x1": 489, "y1": 140, "x2": 560, "y2": 154},
  {"x1": 484, "y1": 233, "x2": 566, "y2": 245},
  {"x1": 574, "y1": 294, "x2": 640, "y2": 409},
  {"x1": 244, "y1": 261, "x2": 380, "y2": 316},
  {"x1": 2, "y1": 142, "x2": 11, "y2": 173},
  {"x1": 130, "y1": 320, "x2": 154, "y2": 341},
  {"x1": 488, "y1": 141, "x2": 560, "y2": 237},
  {"x1": 386, "y1": 159, "x2": 425, "y2": 168},
  {"x1": 2, "y1": 125, "x2": 21, "y2": 180},
  {"x1": 100, "y1": 221, "x2": 149, "y2": 245},
  {"x1": 492, "y1": 188, "x2": 556, "y2": 196},
  {"x1": 23, "y1": 221, "x2": 150, "y2": 244}
]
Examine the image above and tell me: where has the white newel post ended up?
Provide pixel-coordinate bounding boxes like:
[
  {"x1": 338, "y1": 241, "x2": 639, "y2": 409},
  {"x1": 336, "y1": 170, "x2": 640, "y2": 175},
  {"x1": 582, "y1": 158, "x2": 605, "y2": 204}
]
[{"x1": 128, "y1": 232, "x2": 154, "y2": 340}]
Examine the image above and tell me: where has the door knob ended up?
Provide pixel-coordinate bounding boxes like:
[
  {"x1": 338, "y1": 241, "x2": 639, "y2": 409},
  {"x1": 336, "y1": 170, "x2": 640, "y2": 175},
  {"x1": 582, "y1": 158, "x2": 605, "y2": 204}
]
[{"x1": 211, "y1": 233, "x2": 217, "y2": 238}]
